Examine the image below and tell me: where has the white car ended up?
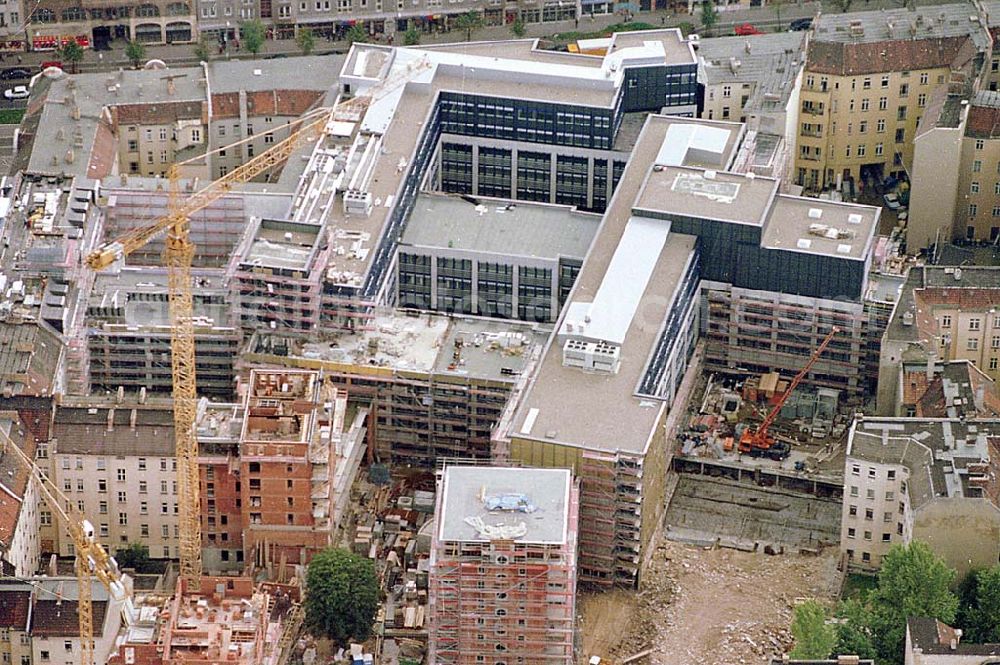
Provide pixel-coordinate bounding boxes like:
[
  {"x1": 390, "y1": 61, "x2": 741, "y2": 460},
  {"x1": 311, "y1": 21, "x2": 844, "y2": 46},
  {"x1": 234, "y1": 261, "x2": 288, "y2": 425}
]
[
  {"x1": 3, "y1": 85, "x2": 28, "y2": 100},
  {"x1": 883, "y1": 192, "x2": 903, "y2": 210}
]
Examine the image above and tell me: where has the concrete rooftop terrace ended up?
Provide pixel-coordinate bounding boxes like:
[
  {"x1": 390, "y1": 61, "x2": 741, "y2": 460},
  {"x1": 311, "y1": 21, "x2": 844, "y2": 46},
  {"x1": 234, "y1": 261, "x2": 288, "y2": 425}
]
[
  {"x1": 400, "y1": 194, "x2": 600, "y2": 260},
  {"x1": 510, "y1": 115, "x2": 697, "y2": 455},
  {"x1": 275, "y1": 310, "x2": 550, "y2": 382},
  {"x1": 437, "y1": 466, "x2": 572, "y2": 544}
]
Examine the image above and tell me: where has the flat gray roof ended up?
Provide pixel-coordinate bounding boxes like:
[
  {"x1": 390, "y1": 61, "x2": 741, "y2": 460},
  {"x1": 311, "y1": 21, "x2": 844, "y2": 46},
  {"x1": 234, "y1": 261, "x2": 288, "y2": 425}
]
[
  {"x1": 697, "y1": 32, "x2": 807, "y2": 111},
  {"x1": 206, "y1": 54, "x2": 345, "y2": 93},
  {"x1": 634, "y1": 165, "x2": 778, "y2": 226},
  {"x1": 437, "y1": 466, "x2": 572, "y2": 544},
  {"x1": 511, "y1": 115, "x2": 701, "y2": 455},
  {"x1": 763, "y1": 195, "x2": 880, "y2": 260},
  {"x1": 816, "y1": 3, "x2": 990, "y2": 48},
  {"x1": 400, "y1": 194, "x2": 600, "y2": 261}
]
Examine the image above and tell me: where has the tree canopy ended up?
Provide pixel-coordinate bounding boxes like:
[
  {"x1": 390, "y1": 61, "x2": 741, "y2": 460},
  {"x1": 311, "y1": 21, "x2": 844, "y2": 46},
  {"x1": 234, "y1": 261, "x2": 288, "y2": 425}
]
[
  {"x1": 304, "y1": 548, "x2": 379, "y2": 646},
  {"x1": 790, "y1": 600, "x2": 838, "y2": 660},
  {"x1": 870, "y1": 542, "x2": 958, "y2": 663},
  {"x1": 59, "y1": 41, "x2": 84, "y2": 73},
  {"x1": 699, "y1": 0, "x2": 718, "y2": 34},
  {"x1": 402, "y1": 26, "x2": 421, "y2": 45},
  {"x1": 241, "y1": 19, "x2": 267, "y2": 54},
  {"x1": 957, "y1": 566, "x2": 1000, "y2": 643},
  {"x1": 296, "y1": 26, "x2": 316, "y2": 54},
  {"x1": 345, "y1": 24, "x2": 369, "y2": 46},
  {"x1": 125, "y1": 40, "x2": 147, "y2": 68},
  {"x1": 453, "y1": 11, "x2": 484, "y2": 41}
]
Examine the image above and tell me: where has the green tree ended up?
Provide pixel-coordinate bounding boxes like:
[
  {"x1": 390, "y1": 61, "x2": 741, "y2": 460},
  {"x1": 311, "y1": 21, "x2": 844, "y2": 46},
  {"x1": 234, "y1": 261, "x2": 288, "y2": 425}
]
[
  {"x1": 789, "y1": 600, "x2": 837, "y2": 660},
  {"x1": 402, "y1": 26, "x2": 421, "y2": 45},
  {"x1": 453, "y1": 11, "x2": 484, "y2": 41},
  {"x1": 677, "y1": 21, "x2": 696, "y2": 37},
  {"x1": 124, "y1": 40, "x2": 146, "y2": 68},
  {"x1": 959, "y1": 566, "x2": 1000, "y2": 643},
  {"x1": 699, "y1": 0, "x2": 718, "y2": 34},
  {"x1": 345, "y1": 24, "x2": 369, "y2": 46},
  {"x1": 116, "y1": 543, "x2": 150, "y2": 571},
  {"x1": 296, "y1": 26, "x2": 316, "y2": 54},
  {"x1": 58, "y1": 41, "x2": 84, "y2": 74},
  {"x1": 871, "y1": 542, "x2": 958, "y2": 663},
  {"x1": 833, "y1": 599, "x2": 877, "y2": 661},
  {"x1": 240, "y1": 18, "x2": 267, "y2": 54},
  {"x1": 304, "y1": 548, "x2": 379, "y2": 646},
  {"x1": 193, "y1": 38, "x2": 212, "y2": 61},
  {"x1": 510, "y1": 17, "x2": 526, "y2": 38}
]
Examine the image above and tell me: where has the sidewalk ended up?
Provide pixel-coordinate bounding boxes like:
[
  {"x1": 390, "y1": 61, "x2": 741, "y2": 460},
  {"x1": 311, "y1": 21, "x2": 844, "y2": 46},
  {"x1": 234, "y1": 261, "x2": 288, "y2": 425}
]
[{"x1": 9, "y1": 0, "x2": 964, "y2": 73}]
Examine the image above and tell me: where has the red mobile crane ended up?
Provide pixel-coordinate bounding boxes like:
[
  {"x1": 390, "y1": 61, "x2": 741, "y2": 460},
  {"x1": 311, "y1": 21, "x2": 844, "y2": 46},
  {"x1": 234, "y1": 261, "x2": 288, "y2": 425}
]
[{"x1": 738, "y1": 326, "x2": 841, "y2": 459}]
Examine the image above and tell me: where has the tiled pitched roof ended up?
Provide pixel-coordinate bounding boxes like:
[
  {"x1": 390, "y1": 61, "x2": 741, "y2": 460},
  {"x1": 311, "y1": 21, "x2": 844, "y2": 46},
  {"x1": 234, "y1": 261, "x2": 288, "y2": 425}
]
[
  {"x1": 112, "y1": 101, "x2": 205, "y2": 125},
  {"x1": 967, "y1": 103, "x2": 1000, "y2": 139},
  {"x1": 31, "y1": 600, "x2": 108, "y2": 637},
  {"x1": 0, "y1": 591, "x2": 30, "y2": 629},
  {"x1": 806, "y1": 35, "x2": 971, "y2": 75}
]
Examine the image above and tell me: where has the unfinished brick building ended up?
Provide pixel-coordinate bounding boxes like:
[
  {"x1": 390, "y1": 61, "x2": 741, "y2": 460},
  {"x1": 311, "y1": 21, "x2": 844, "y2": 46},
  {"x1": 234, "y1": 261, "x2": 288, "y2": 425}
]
[
  {"x1": 239, "y1": 369, "x2": 343, "y2": 572},
  {"x1": 428, "y1": 466, "x2": 578, "y2": 665}
]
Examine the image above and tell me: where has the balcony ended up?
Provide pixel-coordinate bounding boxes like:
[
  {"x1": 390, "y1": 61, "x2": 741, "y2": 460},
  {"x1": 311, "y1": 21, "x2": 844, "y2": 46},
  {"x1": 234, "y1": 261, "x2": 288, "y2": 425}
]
[{"x1": 801, "y1": 105, "x2": 825, "y2": 116}]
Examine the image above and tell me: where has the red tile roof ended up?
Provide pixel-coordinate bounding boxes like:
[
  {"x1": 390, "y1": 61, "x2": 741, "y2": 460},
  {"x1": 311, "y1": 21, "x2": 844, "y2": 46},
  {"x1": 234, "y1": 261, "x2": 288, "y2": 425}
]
[
  {"x1": 967, "y1": 104, "x2": 1000, "y2": 139},
  {"x1": 806, "y1": 35, "x2": 972, "y2": 76},
  {"x1": 0, "y1": 591, "x2": 30, "y2": 629}
]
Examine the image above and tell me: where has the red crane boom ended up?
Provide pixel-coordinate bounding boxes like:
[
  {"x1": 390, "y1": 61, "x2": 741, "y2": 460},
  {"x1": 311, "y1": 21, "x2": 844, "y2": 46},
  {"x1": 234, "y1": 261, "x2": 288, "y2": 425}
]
[{"x1": 738, "y1": 326, "x2": 841, "y2": 454}]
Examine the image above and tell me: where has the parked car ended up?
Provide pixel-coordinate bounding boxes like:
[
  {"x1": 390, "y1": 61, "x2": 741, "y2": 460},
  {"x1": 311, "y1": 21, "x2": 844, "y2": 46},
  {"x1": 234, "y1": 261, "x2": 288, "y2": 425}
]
[
  {"x1": 3, "y1": 86, "x2": 29, "y2": 100},
  {"x1": 0, "y1": 68, "x2": 31, "y2": 80},
  {"x1": 883, "y1": 192, "x2": 903, "y2": 210},
  {"x1": 40, "y1": 61, "x2": 62, "y2": 72},
  {"x1": 789, "y1": 17, "x2": 812, "y2": 31},
  {"x1": 734, "y1": 23, "x2": 763, "y2": 35}
]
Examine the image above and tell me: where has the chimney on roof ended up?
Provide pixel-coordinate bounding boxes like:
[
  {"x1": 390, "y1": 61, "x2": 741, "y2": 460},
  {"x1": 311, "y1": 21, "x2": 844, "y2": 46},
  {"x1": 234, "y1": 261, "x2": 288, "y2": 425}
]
[
  {"x1": 107, "y1": 407, "x2": 114, "y2": 432},
  {"x1": 63, "y1": 149, "x2": 74, "y2": 165},
  {"x1": 167, "y1": 78, "x2": 175, "y2": 96},
  {"x1": 130, "y1": 408, "x2": 137, "y2": 429},
  {"x1": 745, "y1": 40, "x2": 752, "y2": 54},
  {"x1": 55, "y1": 128, "x2": 64, "y2": 141},
  {"x1": 70, "y1": 105, "x2": 80, "y2": 121}
]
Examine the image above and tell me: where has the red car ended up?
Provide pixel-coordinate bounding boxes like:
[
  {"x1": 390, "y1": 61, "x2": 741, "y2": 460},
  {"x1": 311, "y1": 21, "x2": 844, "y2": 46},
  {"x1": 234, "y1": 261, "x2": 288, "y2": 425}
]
[{"x1": 734, "y1": 23, "x2": 764, "y2": 36}]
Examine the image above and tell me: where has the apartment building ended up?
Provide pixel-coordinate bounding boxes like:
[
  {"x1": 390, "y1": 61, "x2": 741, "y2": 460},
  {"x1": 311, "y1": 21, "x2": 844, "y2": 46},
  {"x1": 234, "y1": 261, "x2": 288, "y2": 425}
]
[
  {"x1": 0, "y1": 416, "x2": 41, "y2": 579},
  {"x1": 793, "y1": 5, "x2": 990, "y2": 192},
  {"x1": 29, "y1": 577, "x2": 128, "y2": 665},
  {"x1": 909, "y1": 88, "x2": 1000, "y2": 249},
  {"x1": 27, "y1": 0, "x2": 196, "y2": 51},
  {"x1": 906, "y1": 618, "x2": 1000, "y2": 665},
  {"x1": 842, "y1": 417, "x2": 1000, "y2": 576},
  {"x1": 395, "y1": 193, "x2": 600, "y2": 322},
  {"x1": 204, "y1": 57, "x2": 338, "y2": 179},
  {"x1": 878, "y1": 266, "x2": 1000, "y2": 413},
  {"x1": 892, "y1": 359, "x2": 1000, "y2": 418},
  {"x1": 43, "y1": 396, "x2": 181, "y2": 560},
  {"x1": 0, "y1": 583, "x2": 32, "y2": 665},
  {"x1": 697, "y1": 31, "x2": 806, "y2": 182},
  {"x1": 428, "y1": 466, "x2": 578, "y2": 665}
]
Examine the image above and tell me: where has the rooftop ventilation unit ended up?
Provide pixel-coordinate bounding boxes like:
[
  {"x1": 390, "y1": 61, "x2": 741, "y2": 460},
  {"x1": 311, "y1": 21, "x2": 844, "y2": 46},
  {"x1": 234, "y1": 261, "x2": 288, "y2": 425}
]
[
  {"x1": 808, "y1": 207, "x2": 823, "y2": 219},
  {"x1": 562, "y1": 338, "x2": 621, "y2": 374},
  {"x1": 848, "y1": 213, "x2": 863, "y2": 224},
  {"x1": 837, "y1": 243, "x2": 852, "y2": 254},
  {"x1": 797, "y1": 238, "x2": 812, "y2": 249}
]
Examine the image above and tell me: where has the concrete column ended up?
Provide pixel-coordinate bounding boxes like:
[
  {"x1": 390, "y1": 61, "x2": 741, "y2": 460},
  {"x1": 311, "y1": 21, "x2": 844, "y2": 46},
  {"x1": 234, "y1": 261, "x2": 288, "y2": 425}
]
[
  {"x1": 472, "y1": 144, "x2": 480, "y2": 195},
  {"x1": 511, "y1": 148, "x2": 518, "y2": 199},
  {"x1": 511, "y1": 264, "x2": 520, "y2": 319},
  {"x1": 549, "y1": 154, "x2": 558, "y2": 205},
  {"x1": 429, "y1": 254, "x2": 438, "y2": 310},
  {"x1": 470, "y1": 260, "x2": 479, "y2": 315},
  {"x1": 550, "y1": 263, "x2": 559, "y2": 322},
  {"x1": 586, "y1": 155, "x2": 595, "y2": 210}
]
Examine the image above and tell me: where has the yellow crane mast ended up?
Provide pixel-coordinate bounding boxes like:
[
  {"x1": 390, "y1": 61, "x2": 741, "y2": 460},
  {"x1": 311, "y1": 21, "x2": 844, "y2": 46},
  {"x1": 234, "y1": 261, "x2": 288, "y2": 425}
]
[
  {"x1": 85, "y1": 57, "x2": 429, "y2": 590},
  {"x1": 0, "y1": 433, "x2": 127, "y2": 665}
]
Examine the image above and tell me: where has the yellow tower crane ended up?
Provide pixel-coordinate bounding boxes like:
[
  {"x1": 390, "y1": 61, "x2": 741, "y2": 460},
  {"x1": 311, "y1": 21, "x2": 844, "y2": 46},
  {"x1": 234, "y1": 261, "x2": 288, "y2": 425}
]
[
  {"x1": 85, "y1": 57, "x2": 429, "y2": 590},
  {"x1": 0, "y1": 433, "x2": 127, "y2": 665}
]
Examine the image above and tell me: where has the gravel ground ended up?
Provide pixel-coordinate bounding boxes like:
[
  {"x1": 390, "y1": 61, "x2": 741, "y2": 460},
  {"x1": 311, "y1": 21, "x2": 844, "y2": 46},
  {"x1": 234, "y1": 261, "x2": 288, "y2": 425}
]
[{"x1": 578, "y1": 540, "x2": 843, "y2": 665}]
